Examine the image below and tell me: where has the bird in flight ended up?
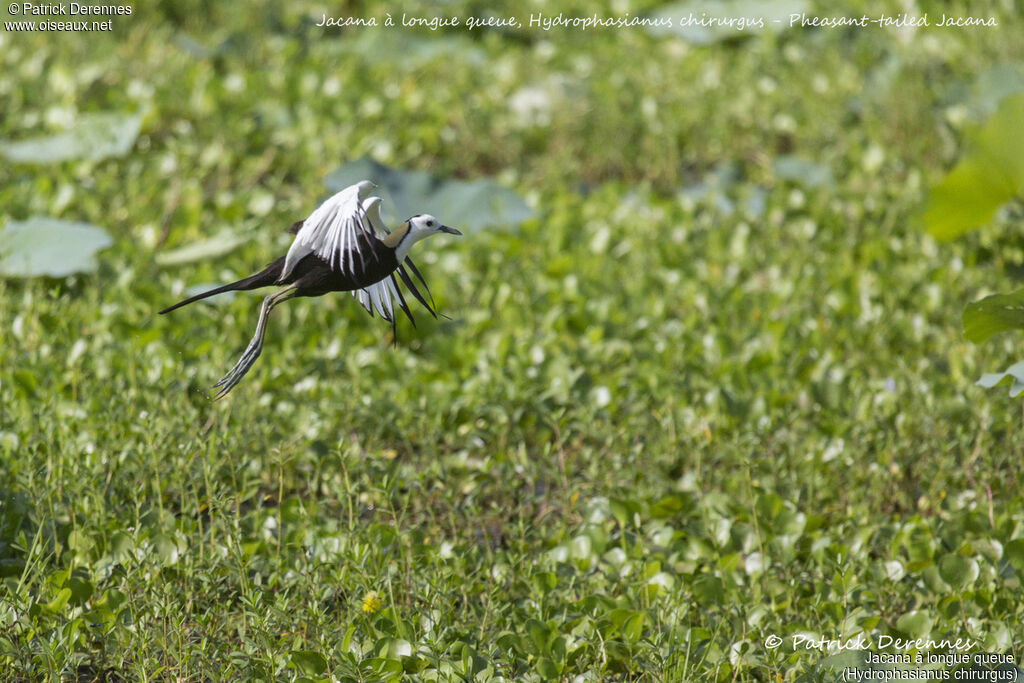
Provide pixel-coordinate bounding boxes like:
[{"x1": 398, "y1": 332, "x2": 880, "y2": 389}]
[{"x1": 159, "y1": 180, "x2": 461, "y2": 399}]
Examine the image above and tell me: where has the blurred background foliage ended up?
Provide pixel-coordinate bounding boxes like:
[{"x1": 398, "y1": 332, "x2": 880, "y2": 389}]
[{"x1": 2, "y1": 0, "x2": 1024, "y2": 680}]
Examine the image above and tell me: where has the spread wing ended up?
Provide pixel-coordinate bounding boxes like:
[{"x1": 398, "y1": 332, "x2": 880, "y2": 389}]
[
  {"x1": 282, "y1": 180, "x2": 377, "y2": 279},
  {"x1": 288, "y1": 182, "x2": 441, "y2": 327}
]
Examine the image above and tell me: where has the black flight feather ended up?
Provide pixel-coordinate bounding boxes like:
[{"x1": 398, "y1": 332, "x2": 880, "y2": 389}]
[
  {"x1": 390, "y1": 273, "x2": 416, "y2": 327},
  {"x1": 396, "y1": 264, "x2": 437, "y2": 318},
  {"x1": 403, "y1": 257, "x2": 437, "y2": 311}
]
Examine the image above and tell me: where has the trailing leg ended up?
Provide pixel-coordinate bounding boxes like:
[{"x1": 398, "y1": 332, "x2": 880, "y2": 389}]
[{"x1": 213, "y1": 285, "x2": 297, "y2": 399}]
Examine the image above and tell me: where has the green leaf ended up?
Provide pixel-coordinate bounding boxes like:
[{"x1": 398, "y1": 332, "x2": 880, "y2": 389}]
[
  {"x1": 151, "y1": 532, "x2": 180, "y2": 565},
  {"x1": 0, "y1": 111, "x2": 142, "y2": 164},
  {"x1": 402, "y1": 655, "x2": 427, "y2": 674},
  {"x1": 976, "y1": 361, "x2": 1024, "y2": 397},
  {"x1": 67, "y1": 577, "x2": 94, "y2": 605},
  {"x1": 755, "y1": 492, "x2": 783, "y2": 524},
  {"x1": 938, "y1": 553, "x2": 978, "y2": 589},
  {"x1": 383, "y1": 638, "x2": 412, "y2": 659},
  {"x1": 526, "y1": 618, "x2": 550, "y2": 655},
  {"x1": 895, "y1": 610, "x2": 933, "y2": 638},
  {"x1": 496, "y1": 631, "x2": 525, "y2": 656},
  {"x1": 1003, "y1": 538, "x2": 1024, "y2": 576},
  {"x1": 325, "y1": 158, "x2": 533, "y2": 232},
  {"x1": 536, "y1": 657, "x2": 560, "y2": 680},
  {"x1": 156, "y1": 231, "x2": 250, "y2": 266},
  {"x1": 12, "y1": 369, "x2": 38, "y2": 398},
  {"x1": 692, "y1": 575, "x2": 725, "y2": 605},
  {"x1": 531, "y1": 571, "x2": 557, "y2": 595},
  {"x1": 0, "y1": 217, "x2": 113, "y2": 278},
  {"x1": 289, "y1": 650, "x2": 327, "y2": 676},
  {"x1": 42, "y1": 588, "x2": 72, "y2": 615},
  {"x1": 924, "y1": 92, "x2": 1024, "y2": 240},
  {"x1": 622, "y1": 612, "x2": 645, "y2": 643},
  {"x1": 609, "y1": 498, "x2": 641, "y2": 528},
  {"x1": 963, "y1": 289, "x2": 1024, "y2": 343}
]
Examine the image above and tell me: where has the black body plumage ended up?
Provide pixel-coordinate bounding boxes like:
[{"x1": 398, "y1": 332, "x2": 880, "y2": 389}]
[{"x1": 161, "y1": 244, "x2": 396, "y2": 312}]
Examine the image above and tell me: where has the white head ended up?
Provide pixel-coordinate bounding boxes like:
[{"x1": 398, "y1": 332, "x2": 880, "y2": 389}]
[{"x1": 391, "y1": 214, "x2": 461, "y2": 261}]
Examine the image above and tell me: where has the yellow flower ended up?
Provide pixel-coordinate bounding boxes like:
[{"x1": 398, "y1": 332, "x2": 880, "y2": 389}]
[{"x1": 361, "y1": 590, "x2": 383, "y2": 614}]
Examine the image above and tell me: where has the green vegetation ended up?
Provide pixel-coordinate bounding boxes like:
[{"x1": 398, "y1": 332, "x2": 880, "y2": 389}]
[{"x1": 2, "y1": 1, "x2": 1024, "y2": 680}]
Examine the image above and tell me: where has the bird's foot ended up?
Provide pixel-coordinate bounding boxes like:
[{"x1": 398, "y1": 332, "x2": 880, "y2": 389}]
[{"x1": 212, "y1": 337, "x2": 263, "y2": 400}]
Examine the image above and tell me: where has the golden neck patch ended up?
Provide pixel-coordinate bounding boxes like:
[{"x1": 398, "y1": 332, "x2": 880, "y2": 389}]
[{"x1": 382, "y1": 221, "x2": 410, "y2": 248}]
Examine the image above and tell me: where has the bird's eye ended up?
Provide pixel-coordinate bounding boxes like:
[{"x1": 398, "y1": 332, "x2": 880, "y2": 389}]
[{"x1": 426, "y1": 220, "x2": 435, "y2": 227}]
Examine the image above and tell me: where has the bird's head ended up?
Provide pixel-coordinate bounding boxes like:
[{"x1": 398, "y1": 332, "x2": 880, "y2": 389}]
[
  {"x1": 408, "y1": 214, "x2": 461, "y2": 240},
  {"x1": 388, "y1": 214, "x2": 461, "y2": 261}
]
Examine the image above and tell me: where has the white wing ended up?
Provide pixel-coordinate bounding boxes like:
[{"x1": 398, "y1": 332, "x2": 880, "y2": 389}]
[
  {"x1": 347, "y1": 195, "x2": 402, "y2": 319},
  {"x1": 282, "y1": 180, "x2": 377, "y2": 279}
]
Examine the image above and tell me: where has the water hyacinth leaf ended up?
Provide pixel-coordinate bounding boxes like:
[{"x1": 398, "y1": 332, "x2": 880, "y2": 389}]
[
  {"x1": 0, "y1": 217, "x2": 113, "y2": 278},
  {"x1": 646, "y1": 0, "x2": 808, "y2": 43},
  {"x1": 0, "y1": 112, "x2": 142, "y2": 164},
  {"x1": 325, "y1": 158, "x2": 533, "y2": 232},
  {"x1": 156, "y1": 231, "x2": 251, "y2": 266},
  {"x1": 962, "y1": 288, "x2": 1024, "y2": 343},
  {"x1": 976, "y1": 361, "x2": 1024, "y2": 397},
  {"x1": 924, "y1": 93, "x2": 1024, "y2": 240}
]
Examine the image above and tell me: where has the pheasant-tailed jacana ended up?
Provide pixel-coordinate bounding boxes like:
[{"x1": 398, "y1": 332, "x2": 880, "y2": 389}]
[{"x1": 159, "y1": 180, "x2": 461, "y2": 399}]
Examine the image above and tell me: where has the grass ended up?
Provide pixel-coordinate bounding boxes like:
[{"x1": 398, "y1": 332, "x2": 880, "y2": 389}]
[{"x1": 2, "y1": 0, "x2": 1024, "y2": 680}]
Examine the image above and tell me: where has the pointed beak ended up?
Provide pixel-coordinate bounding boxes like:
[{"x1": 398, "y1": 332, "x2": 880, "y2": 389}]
[{"x1": 439, "y1": 225, "x2": 462, "y2": 236}]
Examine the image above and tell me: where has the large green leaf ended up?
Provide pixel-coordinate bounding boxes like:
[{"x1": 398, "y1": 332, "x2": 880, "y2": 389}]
[
  {"x1": 962, "y1": 288, "x2": 1024, "y2": 343},
  {"x1": 924, "y1": 93, "x2": 1024, "y2": 240},
  {"x1": 324, "y1": 158, "x2": 533, "y2": 232},
  {"x1": 0, "y1": 112, "x2": 142, "y2": 164},
  {"x1": 646, "y1": 0, "x2": 809, "y2": 43},
  {"x1": 0, "y1": 217, "x2": 113, "y2": 278}
]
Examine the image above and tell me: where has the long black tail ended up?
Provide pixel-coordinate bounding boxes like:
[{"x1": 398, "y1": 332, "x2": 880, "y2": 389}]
[{"x1": 158, "y1": 257, "x2": 285, "y2": 315}]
